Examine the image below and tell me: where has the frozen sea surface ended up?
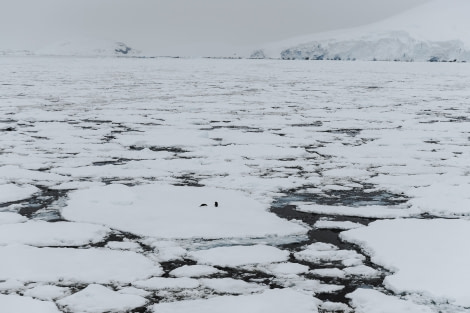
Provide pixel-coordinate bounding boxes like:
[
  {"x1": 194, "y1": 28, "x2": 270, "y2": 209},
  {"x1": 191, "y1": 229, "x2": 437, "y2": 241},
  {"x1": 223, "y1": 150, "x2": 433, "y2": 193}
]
[{"x1": 1, "y1": 56, "x2": 470, "y2": 312}]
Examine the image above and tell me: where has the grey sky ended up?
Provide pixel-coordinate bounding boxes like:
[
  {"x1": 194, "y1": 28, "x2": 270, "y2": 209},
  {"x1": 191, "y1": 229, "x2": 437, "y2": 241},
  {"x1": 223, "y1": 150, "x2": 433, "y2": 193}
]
[{"x1": 1, "y1": 0, "x2": 430, "y2": 55}]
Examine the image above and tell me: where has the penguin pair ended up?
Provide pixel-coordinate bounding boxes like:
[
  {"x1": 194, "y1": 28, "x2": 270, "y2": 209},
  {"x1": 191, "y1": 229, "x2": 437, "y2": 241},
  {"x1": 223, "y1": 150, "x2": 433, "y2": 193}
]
[{"x1": 200, "y1": 201, "x2": 218, "y2": 207}]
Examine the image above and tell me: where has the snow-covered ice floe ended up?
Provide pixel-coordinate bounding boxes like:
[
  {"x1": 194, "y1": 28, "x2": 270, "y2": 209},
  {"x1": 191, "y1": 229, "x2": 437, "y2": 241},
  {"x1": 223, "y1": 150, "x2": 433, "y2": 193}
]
[
  {"x1": 57, "y1": 284, "x2": 147, "y2": 313},
  {"x1": 151, "y1": 289, "x2": 320, "y2": 313},
  {"x1": 188, "y1": 244, "x2": 289, "y2": 267},
  {"x1": 0, "y1": 221, "x2": 110, "y2": 246},
  {"x1": 0, "y1": 183, "x2": 40, "y2": 203},
  {"x1": 347, "y1": 289, "x2": 434, "y2": 313},
  {"x1": 62, "y1": 184, "x2": 307, "y2": 239},
  {"x1": 0, "y1": 294, "x2": 61, "y2": 313},
  {"x1": 342, "y1": 219, "x2": 470, "y2": 307},
  {"x1": 0, "y1": 245, "x2": 161, "y2": 284}
]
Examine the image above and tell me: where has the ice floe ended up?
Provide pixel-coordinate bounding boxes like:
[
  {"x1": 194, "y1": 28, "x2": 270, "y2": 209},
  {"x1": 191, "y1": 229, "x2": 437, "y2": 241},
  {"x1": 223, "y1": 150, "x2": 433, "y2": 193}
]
[
  {"x1": 342, "y1": 219, "x2": 470, "y2": 307},
  {"x1": 170, "y1": 265, "x2": 223, "y2": 278},
  {"x1": 0, "y1": 294, "x2": 60, "y2": 313},
  {"x1": 188, "y1": 244, "x2": 290, "y2": 267},
  {"x1": 347, "y1": 289, "x2": 433, "y2": 313},
  {"x1": 0, "y1": 245, "x2": 161, "y2": 284},
  {"x1": 0, "y1": 221, "x2": 110, "y2": 246},
  {"x1": 200, "y1": 278, "x2": 265, "y2": 294},
  {"x1": 314, "y1": 220, "x2": 364, "y2": 230},
  {"x1": 63, "y1": 184, "x2": 307, "y2": 239},
  {"x1": 24, "y1": 285, "x2": 70, "y2": 301},
  {"x1": 0, "y1": 212, "x2": 27, "y2": 225},
  {"x1": 151, "y1": 288, "x2": 320, "y2": 313},
  {"x1": 133, "y1": 277, "x2": 200, "y2": 290},
  {"x1": 0, "y1": 183, "x2": 40, "y2": 203},
  {"x1": 57, "y1": 284, "x2": 147, "y2": 313},
  {"x1": 294, "y1": 242, "x2": 365, "y2": 265}
]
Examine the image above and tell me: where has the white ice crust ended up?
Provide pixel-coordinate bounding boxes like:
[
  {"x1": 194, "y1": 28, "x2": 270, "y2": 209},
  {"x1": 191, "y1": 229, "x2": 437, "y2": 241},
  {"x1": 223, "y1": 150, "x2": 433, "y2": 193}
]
[
  {"x1": 151, "y1": 289, "x2": 320, "y2": 313},
  {"x1": 62, "y1": 184, "x2": 307, "y2": 239},
  {"x1": 0, "y1": 245, "x2": 161, "y2": 284},
  {"x1": 57, "y1": 284, "x2": 147, "y2": 313},
  {"x1": 0, "y1": 221, "x2": 110, "y2": 246},
  {"x1": 347, "y1": 289, "x2": 433, "y2": 313},
  {"x1": 342, "y1": 219, "x2": 470, "y2": 307},
  {"x1": 188, "y1": 245, "x2": 290, "y2": 267},
  {"x1": 0, "y1": 294, "x2": 61, "y2": 313}
]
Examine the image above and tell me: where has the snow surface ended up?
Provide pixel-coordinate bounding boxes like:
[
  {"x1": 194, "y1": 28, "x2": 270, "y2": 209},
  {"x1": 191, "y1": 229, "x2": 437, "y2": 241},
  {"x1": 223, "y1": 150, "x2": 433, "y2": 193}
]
[
  {"x1": 23, "y1": 285, "x2": 70, "y2": 301},
  {"x1": 0, "y1": 221, "x2": 110, "y2": 246},
  {"x1": 0, "y1": 245, "x2": 161, "y2": 283},
  {"x1": 151, "y1": 289, "x2": 319, "y2": 313},
  {"x1": 0, "y1": 294, "x2": 60, "y2": 313},
  {"x1": 314, "y1": 220, "x2": 364, "y2": 230},
  {"x1": 57, "y1": 284, "x2": 147, "y2": 313},
  {"x1": 200, "y1": 278, "x2": 265, "y2": 294},
  {"x1": 295, "y1": 242, "x2": 365, "y2": 265},
  {"x1": 0, "y1": 212, "x2": 27, "y2": 225},
  {"x1": 63, "y1": 184, "x2": 307, "y2": 239},
  {"x1": 170, "y1": 265, "x2": 223, "y2": 278},
  {"x1": 347, "y1": 289, "x2": 434, "y2": 313},
  {"x1": 189, "y1": 245, "x2": 290, "y2": 267},
  {"x1": 133, "y1": 277, "x2": 200, "y2": 290},
  {"x1": 342, "y1": 219, "x2": 470, "y2": 307},
  {"x1": 0, "y1": 183, "x2": 39, "y2": 203}
]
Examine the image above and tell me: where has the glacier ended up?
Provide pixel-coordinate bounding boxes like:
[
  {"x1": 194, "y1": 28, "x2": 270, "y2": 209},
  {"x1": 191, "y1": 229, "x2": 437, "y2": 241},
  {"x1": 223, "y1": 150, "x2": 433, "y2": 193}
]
[{"x1": 254, "y1": 0, "x2": 470, "y2": 62}]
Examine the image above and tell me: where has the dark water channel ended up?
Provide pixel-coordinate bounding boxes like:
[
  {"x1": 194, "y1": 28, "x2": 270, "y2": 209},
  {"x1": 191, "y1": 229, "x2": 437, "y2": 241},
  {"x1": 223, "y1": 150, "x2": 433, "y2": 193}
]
[{"x1": 270, "y1": 184, "x2": 409, "y2": 306}]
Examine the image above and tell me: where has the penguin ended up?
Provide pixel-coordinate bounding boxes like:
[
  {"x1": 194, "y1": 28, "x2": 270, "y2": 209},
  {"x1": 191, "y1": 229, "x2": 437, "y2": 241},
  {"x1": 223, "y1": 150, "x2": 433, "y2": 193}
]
[{"x1": 214, "y1": 201, "x2": 218, "y2": 207}]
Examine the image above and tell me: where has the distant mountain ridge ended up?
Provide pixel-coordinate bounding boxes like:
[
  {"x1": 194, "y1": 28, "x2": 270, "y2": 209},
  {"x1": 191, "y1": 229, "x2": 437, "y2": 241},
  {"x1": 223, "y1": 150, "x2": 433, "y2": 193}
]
[
  {"x1": 254, "y1": 0, "x2": 470, "y2": 62},
  {"x1": 35, "y1": 39, "x2": 140, "y2": 57}
]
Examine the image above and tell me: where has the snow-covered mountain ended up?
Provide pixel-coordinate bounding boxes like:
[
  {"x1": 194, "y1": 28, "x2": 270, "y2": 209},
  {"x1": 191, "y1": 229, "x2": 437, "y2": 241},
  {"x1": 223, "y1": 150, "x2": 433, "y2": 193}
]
[
  {"x1": 253, "y1": 0, "x2": 470, "y2": 62},
  {"x1": 35, "y1": 39, "x2": 140, "y2": 57}
]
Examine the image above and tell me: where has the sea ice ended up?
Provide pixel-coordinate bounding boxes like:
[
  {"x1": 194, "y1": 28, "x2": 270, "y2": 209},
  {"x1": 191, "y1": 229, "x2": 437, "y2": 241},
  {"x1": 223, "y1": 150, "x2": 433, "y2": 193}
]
[
  {"x1": 342, "y1": 219, "x2": 470, "y2": 307},
  {"x1": 62, "y1": 184, "x2": 307, "y2": 239},
  {"x1": 343, "y1": 265, "x2": 380, "y2": 277},
  {"x1": 200, "y1": 278, "x2": 265, "y2": 294},
  {"x1": 0, "y1": 212, "x2": 27, "y2": 225},
  {"x1": 133, "y1": 277, "x2": 200, "y2": 290},
  {"x1": 0, "y1": 183, "x2": 40, "y2": 203},
  {"x1": 0, "y1": 245, "x2": 161, "y2": 284},
  {"x1": 314, "y1": 220, "x2": 364, "y2": 230},
  {"x1": 347, "y1": 289, "x2": 433, "y2": 313},
  {"x1": 188, "y1": 244, "x2": 290, "y2": 267},
  {"x1": 170, "y1": 265, "x2": 223, "y2": 278},
  {"x1": 294, "y1": 242, "x2": 364, "y2": 264},
  {"x1": 296, "y1": 204, "x2": 411, "y2": 218},
  {"x1": 0, "y1": 221, "x2": 110, "y2": 246},
  {"x1": 57, "y1": 284, "x2": 147, "y2": 313},
  {"x1": 310, "y1": 268, "x2": 346, "y2": 278},
  {"x1": 23, "y1": 285, "x2": 69, "y2": 301},
  {"x1": 265, "y1": 262, "x2": 310, "y2": 275},
  {"x1": 0, "y1": 294, "x2": 61, "y2": 313},
  {"x1": 151, "y1": 288, "x2": 320, "y2": 313}
]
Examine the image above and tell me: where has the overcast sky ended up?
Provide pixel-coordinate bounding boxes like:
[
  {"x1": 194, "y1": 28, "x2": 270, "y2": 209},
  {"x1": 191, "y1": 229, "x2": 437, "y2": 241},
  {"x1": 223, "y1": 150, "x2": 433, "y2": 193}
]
[{"x1": 1, "y1": 0, "x2": 430, "y2": 55}]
